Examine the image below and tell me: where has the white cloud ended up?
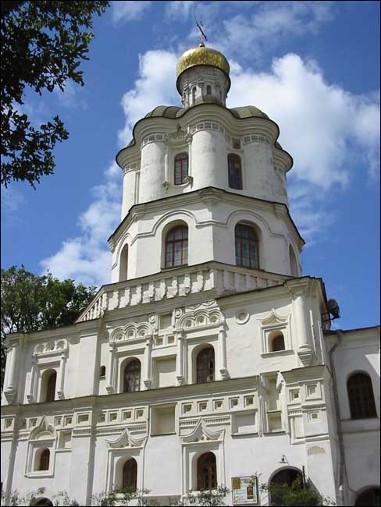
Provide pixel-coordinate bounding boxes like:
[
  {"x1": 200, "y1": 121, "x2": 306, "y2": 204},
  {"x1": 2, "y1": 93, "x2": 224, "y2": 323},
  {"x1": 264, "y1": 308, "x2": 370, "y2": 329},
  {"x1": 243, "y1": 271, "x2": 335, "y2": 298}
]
[
  {"x1": 40, "y1": 162, "x2": 122, "y2": 286},
  {"x1": 53, "y1": 80, "x2": 87, "y2": 110},
  {"x1": 118, "y1": 50, "x2": 179, "y2": 146},
  {"x1": 1, "y1": 186, "x2": 25, "y2": 219},
  {"x1": 165, "y1": 1, "x2": 195, "y2": 20},
  {"x1": 111, "y1": 1, "x2": 152, "y2": 24},
  {"x1": 228, "y1": 53, "x2": 380, "y2": 185},
  {"x1": 165, "y1": 1, "x2": 335, "y2": 60}
]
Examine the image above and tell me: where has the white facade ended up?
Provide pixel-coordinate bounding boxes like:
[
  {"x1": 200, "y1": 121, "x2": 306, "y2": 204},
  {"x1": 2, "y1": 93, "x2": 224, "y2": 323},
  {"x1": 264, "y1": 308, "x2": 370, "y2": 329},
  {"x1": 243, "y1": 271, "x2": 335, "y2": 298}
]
[{"x1": 1, "y1": 44, "x2": 380, "y2": 507}]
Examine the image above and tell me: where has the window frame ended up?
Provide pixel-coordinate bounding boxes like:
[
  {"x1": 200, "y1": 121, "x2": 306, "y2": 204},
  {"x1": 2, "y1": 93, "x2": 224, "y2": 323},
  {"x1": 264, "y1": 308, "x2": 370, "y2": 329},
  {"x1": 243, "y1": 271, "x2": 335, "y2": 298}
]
[
  {"x1": 347, "y1": 371, "x2": 377, "y2": 419},
  {"x1": 38, "y1": 448, "x2": 50, "y2": 471},
  {"x1": 174, "y1": 152, "x2": 189, "y2": 185},
  {"x1": 196, "y1": 347, "x2": 215, "y2": 384},
  {"x1": 235, "y1": 223, "x2": 259, "y2": 269},
  {"x1": 228, "y1": 153, "x2": 243, "y2": 190},
  {"x1": 123, "y1": 359, "x2": 141, "y2": 393},
  {"x1": 197, "y1": 452, "x2": 217, "y2": 491},
  {"x1": 164, "y1": 225, "x2": 188, "y2": 268},
  {"x1": 122, "y1": 458, "x2": 137, "y2": 491}
]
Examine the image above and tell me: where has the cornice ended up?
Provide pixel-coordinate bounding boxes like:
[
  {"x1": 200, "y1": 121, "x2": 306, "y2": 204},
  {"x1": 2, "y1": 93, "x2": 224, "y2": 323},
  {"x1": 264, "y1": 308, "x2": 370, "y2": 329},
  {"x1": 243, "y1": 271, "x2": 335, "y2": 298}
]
[
  {"x1": 1, "y1": 375, "x2": 260, "y2": 415},
  {"x1": 108, "y1": 186, "x2": 304, "y2": 250},
  {"x1": 116, "y1": 103, "x2": 290, "y2": 171}
]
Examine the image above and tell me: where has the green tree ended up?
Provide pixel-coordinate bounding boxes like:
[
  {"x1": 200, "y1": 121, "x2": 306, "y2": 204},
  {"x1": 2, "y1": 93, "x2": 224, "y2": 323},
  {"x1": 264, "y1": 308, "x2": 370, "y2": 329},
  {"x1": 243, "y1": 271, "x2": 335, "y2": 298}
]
[
  {"x1": 184, "y1": 486, "x2": 230, "y2": 506},
  {"x1": 261, "y1": 476, "x2": 328, "y2": 506},
  {"x1": 1, "y1": 0, "x2": 109, "y2": 187},
  {"x1": 1, "y1": 265, "x2": 97, "y2": 388}
]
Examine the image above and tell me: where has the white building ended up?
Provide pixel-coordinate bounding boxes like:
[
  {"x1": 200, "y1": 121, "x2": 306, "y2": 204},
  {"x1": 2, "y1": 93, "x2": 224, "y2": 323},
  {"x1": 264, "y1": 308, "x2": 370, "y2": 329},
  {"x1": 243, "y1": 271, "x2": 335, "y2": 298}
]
[{"x1": 1, "y1": 43, "x2": 380, "y2": 507}]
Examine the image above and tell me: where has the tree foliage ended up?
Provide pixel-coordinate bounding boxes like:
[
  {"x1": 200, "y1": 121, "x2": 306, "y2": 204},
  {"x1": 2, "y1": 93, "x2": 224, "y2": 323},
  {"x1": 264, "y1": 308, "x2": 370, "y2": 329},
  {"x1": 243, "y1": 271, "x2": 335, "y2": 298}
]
[
  {"x1": 1, "y1": 0, "x2": 109, "y2": 187},
  {"x1": 261, "y1": 476, "x2": 327, "y2": 506},
  {"x1": 1, "y1": 265, "x2": 97, "y2": 388}
]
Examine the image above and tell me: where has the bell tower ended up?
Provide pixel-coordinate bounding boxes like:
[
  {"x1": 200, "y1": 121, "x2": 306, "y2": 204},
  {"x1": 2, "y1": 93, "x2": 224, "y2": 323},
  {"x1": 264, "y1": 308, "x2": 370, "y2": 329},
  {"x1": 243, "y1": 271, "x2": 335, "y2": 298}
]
[{"x1": 110, "y1": 43, "x2": 303, "y2": 286}]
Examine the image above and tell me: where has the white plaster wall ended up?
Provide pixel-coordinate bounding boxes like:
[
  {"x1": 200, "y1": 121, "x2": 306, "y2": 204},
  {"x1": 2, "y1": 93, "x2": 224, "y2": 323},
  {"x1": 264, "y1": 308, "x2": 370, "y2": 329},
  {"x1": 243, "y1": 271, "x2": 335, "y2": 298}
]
[
  {"x1": 145, "y1": 435, "x2": 181, "y2": 495},
  {"x1": 139, "y1": 141, "x2": 166, "y2": 203},
  {"x1": 342, "y1": 431, "x2": 380, "y2": 491},
  {"x1": 121, "y1": 169, "x2": 137, "y2": 219},
  {"x1": 243, "y1": 141, "x2": 276, "y2": 202},
  {"x1": 190, "y1": 129, "x2": 227, "y2": 188},
  {"x1": 328, "y1": 328, "x2": 380, "y2": 497}
]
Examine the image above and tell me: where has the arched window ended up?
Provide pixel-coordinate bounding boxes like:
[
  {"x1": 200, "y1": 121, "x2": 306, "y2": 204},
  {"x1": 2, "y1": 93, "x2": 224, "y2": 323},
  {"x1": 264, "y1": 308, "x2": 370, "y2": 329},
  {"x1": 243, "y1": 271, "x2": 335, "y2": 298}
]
[
  {"x1": 165, "y1": 225, "x2": 188, "y2": 268},
  {"x1": 347, "y1": 372, "x2": 377, "y2": 419},
  {"x1": 228, "y1": 154, "x2": 243, "y2": 190},
  {"x1": 174, "y1": 153, "x2": 189, "y2": 185},
  {"x1": 122, "y1": 458, "x2": 137, "y2": 491},
  {"x1": 196, "y1": 347, "x2": 215, "y2": 384},
  {"x1": 192, "y1": 87, "x2": 196, "y2": 105},
  {"x1": 197, "y1": 452, "x2": 217, "y2": 490},
  {"x1": 38, "y1": 449, "x2": 50, "y2": 471},
  {"x1": 46, "y1": 371, "x2": 57, "y2": 402},
  {"x1": 355, "y1": 487, "x2": 380, "y2": 506},
  {"x1": 119, "y1": 244, "x2": 129, "y2": 281},
  {"x1": 100, "y1": 365, "x2": 106, "y2": 378},
  {"x1": 206, "y1": 85, "x2": 212, "y2": 95},
  {"x1": 123, "y1": 359, "x2": 141, "y2": 393},
  {"x1": 235, "y1": 224, "x2": 259, "y2": 269},
  {"x1": 270, "y1": 332, "x2": 285, "y2": 352}
]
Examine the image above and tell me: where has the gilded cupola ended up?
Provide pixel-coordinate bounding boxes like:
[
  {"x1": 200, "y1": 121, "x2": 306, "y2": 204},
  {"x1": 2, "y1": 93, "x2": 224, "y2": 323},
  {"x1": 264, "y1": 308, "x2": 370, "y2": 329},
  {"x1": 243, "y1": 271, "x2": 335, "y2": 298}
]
[{"x1": 176, "y1": 43, "x2": 231, "y2": 108}]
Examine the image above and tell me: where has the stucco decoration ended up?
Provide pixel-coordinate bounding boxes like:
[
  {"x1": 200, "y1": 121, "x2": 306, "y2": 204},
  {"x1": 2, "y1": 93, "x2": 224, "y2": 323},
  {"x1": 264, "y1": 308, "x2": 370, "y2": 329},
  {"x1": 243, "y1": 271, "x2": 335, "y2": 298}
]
[
  {"x1": 33, "y1": 339, "x2": 68, "y2": 357},
  {"x1": 235, "y1": 311, "x2": 250, "y2": 325},
  {"x1": 181, "y1": 418, "x2": 225, "y2": 443},
  {"x1": 109, "y1": 322, "x2": 154, "y2": 343},
  {"x1": 175, "y1": 301, "x2": 223, "y2": 331},
  {"x1": 258, "y1": 309, "x2": 289, "y2": 327},
  {"x1": 106, "y1": 427, "x2": 147, "y2": 448},
  {"x1": 167, "y1": 125, "x2": 191, "y2": 145},
  {"x1": 29, "y1": 416, "x2": 55, "y2": 441}
]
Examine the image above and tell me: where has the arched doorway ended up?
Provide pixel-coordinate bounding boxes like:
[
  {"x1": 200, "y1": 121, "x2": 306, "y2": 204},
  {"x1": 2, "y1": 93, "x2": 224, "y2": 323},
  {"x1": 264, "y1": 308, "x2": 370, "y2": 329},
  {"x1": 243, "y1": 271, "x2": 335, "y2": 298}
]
[
  {"x1": 269, "y1": 468, "x2": 303, "y2": 506},
  {"x1": 355, "y1": 487, "x2": 380, "y2": 506},
  {"x1": 29, "y1": 498, "x2": 53, "y2": 506}
]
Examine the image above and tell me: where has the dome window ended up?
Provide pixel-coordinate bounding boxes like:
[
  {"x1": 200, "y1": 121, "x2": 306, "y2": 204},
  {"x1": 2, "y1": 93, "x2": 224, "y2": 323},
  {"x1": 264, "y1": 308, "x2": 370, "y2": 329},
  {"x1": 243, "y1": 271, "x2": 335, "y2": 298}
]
[
  {"x1": 174, "y1": 153, "x2": 189, "y2": 185},
  {"x1": 228, "y1": 154, "x2": 243, "y2": 190}
]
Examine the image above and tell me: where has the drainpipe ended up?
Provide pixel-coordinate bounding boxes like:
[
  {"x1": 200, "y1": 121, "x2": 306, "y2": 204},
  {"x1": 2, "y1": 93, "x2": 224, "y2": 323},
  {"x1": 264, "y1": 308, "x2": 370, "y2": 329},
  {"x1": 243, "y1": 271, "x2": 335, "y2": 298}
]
[{"x1": 328, "y1": 330, "x2": 357, "y2": 506}]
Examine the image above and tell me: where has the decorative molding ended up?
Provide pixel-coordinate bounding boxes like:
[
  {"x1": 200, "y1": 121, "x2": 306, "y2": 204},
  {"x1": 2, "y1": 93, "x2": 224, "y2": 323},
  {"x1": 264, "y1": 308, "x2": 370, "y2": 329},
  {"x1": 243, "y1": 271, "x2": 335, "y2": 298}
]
[
  {"x1": 175, "y1": 301, "x2": 223, "y2": 331},
  {"x1": 199, "y1": 187, "x2": 224, "y2": 206},
  {"x1": 181, "y1": 418, "x2": 225, "y2": 443},
  {"x1": 242, "y1": 134, "x2": 271, "y2": 145},
  {"x1": 298, "y1": 345, "x2": 314, "y2": 367},
  {"x1": 29, "y1": 416, "x2": 55, "y2": 441},
  {"x1": 257, "y1": 309, "x2": 289, "y2": 327},
  {"x1": 106, "y1": 427, "x2": 148, "y2": 448},
  {"x1": 122, "y1": 162, "x2": 139, "y2": 176},
  {"x1": 142, "y1": 132, "x2": 166, "y2": 146},
  {"x1": 77, "y1": 263, "x2": 289, "y2": 322},
  {"x1": 109, "y1": 322, "x2": 155, "y2": 344},
  {"x1": 235, "y1": 311, "x2": 250, "y2": 325},
  {"x1": 33, "y1": 339, "x2": 68, "y2": 357}
]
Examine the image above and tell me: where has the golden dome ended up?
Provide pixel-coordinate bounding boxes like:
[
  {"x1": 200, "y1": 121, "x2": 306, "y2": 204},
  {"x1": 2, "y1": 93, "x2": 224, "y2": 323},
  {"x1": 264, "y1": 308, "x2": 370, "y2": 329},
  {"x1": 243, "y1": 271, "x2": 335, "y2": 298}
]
[{"x1": 176, "y1": 44, "x2": 230, "y2": 79}]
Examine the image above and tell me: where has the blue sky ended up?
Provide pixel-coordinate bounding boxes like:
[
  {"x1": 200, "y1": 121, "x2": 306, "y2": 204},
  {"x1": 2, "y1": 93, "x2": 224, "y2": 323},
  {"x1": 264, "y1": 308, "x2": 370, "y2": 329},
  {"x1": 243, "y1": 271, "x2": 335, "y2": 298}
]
[{"x1": 1, "y1": 1, "x2": 380, "y2": 331}]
